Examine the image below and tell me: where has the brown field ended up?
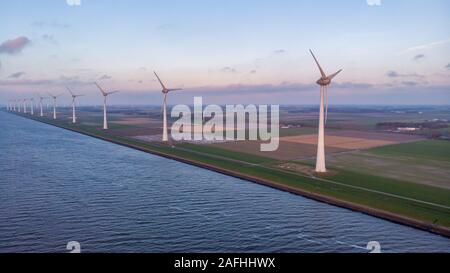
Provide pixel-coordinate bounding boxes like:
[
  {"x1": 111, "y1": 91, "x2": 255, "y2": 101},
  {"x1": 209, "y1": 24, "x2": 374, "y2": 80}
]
[
  {"x1": 280, "y1": 135, "x2": 396, "y2": 150},
  {"x1": 279, "y1": 130, "x2": 424, "y2": 150},
  {"x1": 211, "y1": 130, "x2": 425, "y2": 160},
  {"x1": 211, "y1": 140, "x2": 347, "y2": 160},
  {"x1": 112, "y1": 117, "x2": 160, "y2": 126},
  {"x1": 326, "y1": 129, "x2": 425, "y2": 142},
  {"x1": 108, "y1": 128, "x2": 162, "y2": 137}
]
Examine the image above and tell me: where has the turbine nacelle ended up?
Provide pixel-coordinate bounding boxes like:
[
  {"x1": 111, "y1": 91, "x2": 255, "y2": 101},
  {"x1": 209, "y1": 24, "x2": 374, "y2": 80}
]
[
  {"x1": 47, "y1": 93, "x2": 62, "y2": 100},
  {"x1": 154, "y1": 71, "x2": 182, "y2": 94},
  {"x1": 316, "y1": 78, "x2": 331, "y2": 86},
  {"x1": 94, "y1": 82, "x2": 119, "y2": 97},
  {"x1": 310, "y1": 49, "x2": 342, "y2": 87}
]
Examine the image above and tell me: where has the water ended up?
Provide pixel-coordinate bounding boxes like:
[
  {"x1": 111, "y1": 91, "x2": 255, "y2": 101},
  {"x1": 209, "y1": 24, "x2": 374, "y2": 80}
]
[{"x1": 0, "y1": 111, "x2": 448, "y2": 253}]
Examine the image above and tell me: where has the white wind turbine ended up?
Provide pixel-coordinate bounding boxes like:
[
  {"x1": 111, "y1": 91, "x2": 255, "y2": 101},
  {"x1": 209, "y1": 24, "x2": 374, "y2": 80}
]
[
  {"x1": 66, "y1": 87, "x2": 84, "y2": 124},
  {"x1": 48, "y1": 93, "x2": 62, "y2": 120},
  {"x1": 29, "y1": 98, "x2": 35, "y2": 115},
  {"x1": 23, "y1": 99, "x2": 28, "y2": 114},
  {"x1": 94, "y1": 82, "x2": 119, "y2": 130},
  {"x1": 37, "y1": 94, "x2": 47, "y2": 117},
  {"x1": 154, "y1": 71, "x2": 183, "y2": 142},
  {"x1": 310, "y1": 49, "x2": 342, "y2": 173},
  {"x1": 13, "y1": 99, "x2": 17, "y2": 112}
]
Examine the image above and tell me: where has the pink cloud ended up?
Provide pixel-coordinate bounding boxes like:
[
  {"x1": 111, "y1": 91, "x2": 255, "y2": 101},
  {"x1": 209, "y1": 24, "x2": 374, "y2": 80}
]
[{"x1": 0, "y1": 36, "x2": 31, "y2": 55}]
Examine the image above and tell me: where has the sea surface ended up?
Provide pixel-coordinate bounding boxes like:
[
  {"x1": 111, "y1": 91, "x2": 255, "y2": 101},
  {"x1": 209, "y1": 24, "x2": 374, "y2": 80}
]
[{"x1": 0, "y1": 111, "x2": 449, "y2": 253}]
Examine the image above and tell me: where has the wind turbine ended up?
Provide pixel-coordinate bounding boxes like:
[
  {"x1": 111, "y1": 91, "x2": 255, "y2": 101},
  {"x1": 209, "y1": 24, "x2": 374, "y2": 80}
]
[
  {"x1": 154, "y1": 71, "x2": 183, "y2": 142},
  {"x1": 94, "y1": 82, "x2": 119, "y2": 130},
  {"x1": 37, "y1": 94, "x2": 47, "y2": 117},
  {"x1": 12, "y1": 99, "x2": 17, "y2": 112},
  {"x1": 48, "y1": 93, "x2": 62, "y2": 120},
  {"x1": 66, "y1": 87, "x2": 84, "y2": 123},
  {"x1": 29, "y1": 98, "x2": 35, "y2": 115},
  {"x1": 23, "y1": 99, "x2": 28, "y2": 114},
  {"x1": 310, "y1": 49, "x2": 342, "y2": 173}
]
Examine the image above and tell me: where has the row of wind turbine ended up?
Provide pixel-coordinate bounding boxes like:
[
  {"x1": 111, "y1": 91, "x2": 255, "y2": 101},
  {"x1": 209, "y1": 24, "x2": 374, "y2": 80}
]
[{"x1": 5, "y1": 51, "x2": 340, "y2": 173}]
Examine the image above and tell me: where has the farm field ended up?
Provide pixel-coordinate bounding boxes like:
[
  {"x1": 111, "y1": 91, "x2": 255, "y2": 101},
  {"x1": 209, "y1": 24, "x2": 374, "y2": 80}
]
[{"x1": 324, "y1": 147, "x2": 450, "y2": 190}]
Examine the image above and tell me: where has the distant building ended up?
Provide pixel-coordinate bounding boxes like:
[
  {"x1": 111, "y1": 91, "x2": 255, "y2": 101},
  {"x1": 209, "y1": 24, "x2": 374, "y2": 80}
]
[
  {"x1": 397, "y1": 127, "x2": 419, "y2": 132},
  {"x1": 281, "y1": 124, "x2": 298, "y2": 129}
]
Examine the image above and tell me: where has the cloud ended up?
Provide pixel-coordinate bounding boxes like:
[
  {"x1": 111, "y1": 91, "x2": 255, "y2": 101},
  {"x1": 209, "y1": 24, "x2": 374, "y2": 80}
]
[
  {"x1": 32, "y1": 21, "x2": 70, "y2": 29},
  {"x1": 42, "y1": 34, "x2": 58, "y2": 45},
  {"x1": 446, "y1": 63, "x2": 450, "y2": 70},
  {"x1": 0, "y1": 37, "x2": 31, "y2": 55},
  {"x1": 250, "y1": 70, "x2": 257, "y2": 74},
  {"x1": 191, "y1": 82, "x2": 316, "y2": 96},
  {"x1": 8, "y1": 72, "x2": 26, "y2": 79},
  {"x1": 66, "y1": 0, "x2": 81, "y2": 6},
  {"x1": 366, "y1": 0, "x2": 381, "y2": 6},
  {"x1": 99, "y1": 74, "x2": 112, "y2": 80},
  {"x1": 386, "y1": 70, "x2": 424, "y2": 79},
  {"x1": 402, "y1": 81, "x2": 419, "y2": 86},
  {"x1": 0, "y1": 79, "x2": 54, "y2": 86},
  {"x1": 387, "y1": 71, "x2": 400, "y2": 78},
  {"x1": 413, "y1": 54, "x2": 425, "y2": 61},
  {"x1": 220, "y1": 67, "x2": 238, "y2": 73},
  {"x1": 0, "y1": 75, "x2": 90, "y2": 87},
  {"x1": 273, "y1": 49, "x2": 287, "y2": 54},
  {"x1": 405, "y1": 39, "x2": 450, "y2": 53},
  {"x1": 156, "y1": 24, "x2": 176, "y2": 32},
  {"x1": 333, "y1": 82, "x2": 373, "y2": 89}
]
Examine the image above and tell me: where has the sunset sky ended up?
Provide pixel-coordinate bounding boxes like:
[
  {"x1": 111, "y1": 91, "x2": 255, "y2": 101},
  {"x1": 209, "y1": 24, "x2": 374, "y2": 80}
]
[{"x1": 0, "y1": 0, "x2": 449, "y2": 105}]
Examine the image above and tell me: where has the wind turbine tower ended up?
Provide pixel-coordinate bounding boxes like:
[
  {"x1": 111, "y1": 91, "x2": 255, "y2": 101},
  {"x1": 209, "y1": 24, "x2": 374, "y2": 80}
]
[
  {"x1": 30, "y1": 98, "x2": 35, "y2": 115},
  {"x1": 94, "y1": 82, "x2": 119, "y2": 130},
  {"x1": 154, "y1": 71, "x2": 183, "y2": 142},
  {"x1": 66, "y1": 87, "x2": 84, "y2": 124},
  {"x1": 48, "y1": 93, "x2": 61, "y2": 120},
  {"x1": 38, "y1": 95, "x2": 46, "y2": 117},
  {"x1": 310, "y1": 49, "x2": 342, "y2": 173},
  {"x1": 23, "y1": 99, "x2": 28, "y2": 114}
]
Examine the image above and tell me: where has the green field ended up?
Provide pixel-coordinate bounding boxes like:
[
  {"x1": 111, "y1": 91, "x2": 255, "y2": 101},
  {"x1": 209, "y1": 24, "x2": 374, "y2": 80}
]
[
  {"x1": 370, "y1": 140, "x2": 450, "y2": 162},
  {"x1": 177, "y1": 143, "x2": 275, "y2": 164}
]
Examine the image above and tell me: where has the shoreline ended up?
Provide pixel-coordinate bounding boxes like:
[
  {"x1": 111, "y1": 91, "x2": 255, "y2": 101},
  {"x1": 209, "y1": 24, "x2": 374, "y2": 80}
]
[{"x1": 6, "y1": 111, "x2": 450, "y2": 239}]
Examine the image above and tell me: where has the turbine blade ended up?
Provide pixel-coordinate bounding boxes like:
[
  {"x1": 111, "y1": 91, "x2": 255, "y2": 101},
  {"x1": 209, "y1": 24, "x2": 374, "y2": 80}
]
[
  {"x1": 168, "y1": 88, "x2": 183, "y2": 92},
  {"x1": 107, "y1": 91, "x2": 119, "y2": 95},
  {"x1": 154, "y1": 71, "x2": 167, "y2": 90},
  {"x1": 94, "y1": 82, "x2": 107, "y2": 96},
  {"x1": 327, "y1": 69, "x2": 343, "y2": 81},
  {"x1": 66, "y1": 86, "x2": 74, "y2": 96},
  {"x1": 309, "y1": 49, "x2": 327, "y2": 78}
]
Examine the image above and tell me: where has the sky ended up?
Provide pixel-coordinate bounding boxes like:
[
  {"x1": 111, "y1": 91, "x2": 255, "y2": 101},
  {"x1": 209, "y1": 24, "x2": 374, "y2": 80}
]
[{"x1": 0, "y1": 0, "x2": 449, "y2": 105}]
